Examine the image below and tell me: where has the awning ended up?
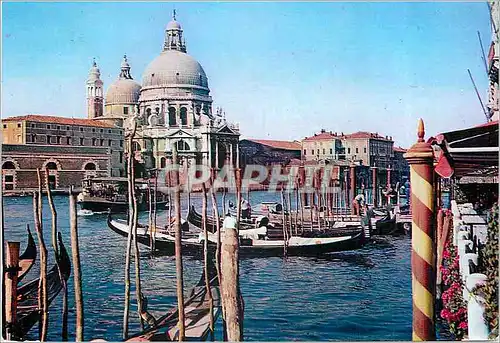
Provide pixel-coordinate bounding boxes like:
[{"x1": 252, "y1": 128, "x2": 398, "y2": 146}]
[{"x1": 430, "y1": 121, "x2": 499, "y2": 179}]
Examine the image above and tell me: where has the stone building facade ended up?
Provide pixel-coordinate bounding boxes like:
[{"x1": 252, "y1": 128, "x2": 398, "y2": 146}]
[
  {"x1": 301, "y1": 130, "x2": 344, "y2": 162},
  {"x1": 1, "y1": 115, "x2": 124, "y2": 192},
  {"x1": 87, "y1": 13, "x2": 240, "y2": 172}
]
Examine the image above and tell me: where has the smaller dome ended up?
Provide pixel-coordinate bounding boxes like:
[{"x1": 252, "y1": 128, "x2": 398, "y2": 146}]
[
  {"x1": 105, "y1": 79, "x2": 141, "y2": 105},
  {"x1": 167, "y1": 19, "x2": 181, "y2": 30},
  {"x1": 87, "y1": 59, "x2": 101, "y2": 81}
]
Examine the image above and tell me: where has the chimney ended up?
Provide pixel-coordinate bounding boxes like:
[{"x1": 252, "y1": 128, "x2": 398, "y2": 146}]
[
  {"x1": 390, "y1": 136, "x2": 392, "y2": 140},
  {"x1": 321, "y1": 129, "x2": 325, "y2": 133}
]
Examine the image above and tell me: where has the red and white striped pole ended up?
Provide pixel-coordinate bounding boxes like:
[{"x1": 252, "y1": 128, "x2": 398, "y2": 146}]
[{"x1": 404, "y1": 119, "x2": 436, "y2": 341}]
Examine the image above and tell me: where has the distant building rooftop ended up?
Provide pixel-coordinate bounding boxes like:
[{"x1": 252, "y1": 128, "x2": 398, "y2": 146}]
[
  {"x1": 2, "y1": 114, "x2": 116, "y2": 128},
  {"x1": 393, "y1": 146, "x2": 407, "y2": 153},
  {"x1": 303, "y1": 130, "x2": 339, "y2": 141},
  {"x1": 344, "y1": 131, "x2": 392, "y2": 141},
  {"x1": 245, "y1": 139, "x2": 301, "y2": 151}
]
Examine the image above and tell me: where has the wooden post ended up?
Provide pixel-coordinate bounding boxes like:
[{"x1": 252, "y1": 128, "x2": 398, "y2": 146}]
[
  {"x1": 404, "y1": 119, "x2": 436, "y2": 341},
  {"x1": 132, "y1": 169, "x2": 144, "y2": 331},
  {"x1": 350, "y1": 165, "x2": 356, "y2": 213},
  {"x1": 69, "y1": 188, "x2": 84, "y2": 341},
  {"x1": 201, "y1": 183, "x2": 215, "y2": 340},
  {"x1": 153, "y1": 173, "x2": 158, "y2": 249},
  {"x1": 387, "y1": 167, "x2": 392, "y2": 205},
  {"x1": 148, "y1": 181, "x2": 153, "y2": 251},
  {"x1": 372, "y1": 167, "x2": 377, "y2": 206},
  {"x1": 287, "y1": 176, "x2": 293, "y2": 238},
  {"x1": 123, "y1": 119, "x2": 138, "y2": 339},
  {"x1": 33, "y1": 173, "x2": 49, "y2": 341},
  {"x1": 209, "y1": 172, "x2": 227, "y2": 338},
  {"x1": 45, "y1": 169, "x2": 68, "y2": 341},
  {"x1": 4, "y1": 241, "x2": 20, "y2": 341},
  {"x1": 294, "y1": 185, "x2": 299, "y2": 235},
  {"x1": 172, "y1": 145, "x2": 186, "y2": 341},
  {"x1": 280, "y1": 189, "x2": 288, "y2": 257},
  {"x1": 45, "y1": 169, "x2": 58, "y2": 256},
  {"x1": 235, "y1": 167, "x2": 242, "y2": 233},
  {"x1": 221, "y1": 227, "x2": 243, "y2": 341}
]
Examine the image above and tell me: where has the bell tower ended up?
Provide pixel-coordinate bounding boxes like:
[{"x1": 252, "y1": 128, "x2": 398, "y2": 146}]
[{"x1": 87, "y1": 59, "x2": 104, "y2": 119}]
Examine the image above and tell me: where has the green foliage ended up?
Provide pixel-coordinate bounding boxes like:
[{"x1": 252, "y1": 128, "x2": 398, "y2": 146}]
[{"x1": 475, "y1": 204, "x2": 498, "y2": 339}]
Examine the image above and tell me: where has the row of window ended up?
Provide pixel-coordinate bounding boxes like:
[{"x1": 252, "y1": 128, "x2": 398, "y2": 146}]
[
  {"x1": 30, "y1": 134, "x2": 124, "y2": 147},
  {"x1": 303, "y1": 147, "x2": 368, "y2": 156},
  {"x1": 2, "y1": 122, "x2": 123, "y2": 135}
]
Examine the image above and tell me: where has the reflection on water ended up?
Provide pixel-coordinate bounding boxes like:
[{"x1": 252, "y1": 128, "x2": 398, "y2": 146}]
[{"x1": 3, "y1": 192, "x2": 413, "y2": 341}]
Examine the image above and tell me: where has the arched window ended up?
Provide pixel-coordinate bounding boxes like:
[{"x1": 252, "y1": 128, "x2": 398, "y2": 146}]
[
  {"x1": 46, "y1": 162, "x2": 58, "y2": 170},
  {"x1": 176, "y1": 140, "x2": 190, "y2": 151},
  {"x1": 84, "y1": 162, "x2": 97, "y2": 170},
  {"x1": 146, "y1": 108, "x2": 152, "y2": 117},
  {"x1": 160, "y1": 157, "x2": 166, "y2": 169},
  {"x1": 132, "y1": 141, "x2": 141, "y2": 152},
  {"x1": 180, "y1": 107, "x2": 188, "y2": 126},
  {"x1": 3, "y1": 161, "x2": 16, "y2": 169},
  {"x1": 168, "y1": 107, "x2": 177, "y2": 126}
]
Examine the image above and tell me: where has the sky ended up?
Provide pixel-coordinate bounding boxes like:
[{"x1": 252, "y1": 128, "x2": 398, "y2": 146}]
[{"x1": 1, "y1": 1, "x2": 493, "y2": 148}]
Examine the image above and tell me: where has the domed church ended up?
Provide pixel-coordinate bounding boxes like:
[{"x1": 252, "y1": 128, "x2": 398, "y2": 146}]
[{"x1": 87, "y1": 12, "x2": 240, "y2": 172}]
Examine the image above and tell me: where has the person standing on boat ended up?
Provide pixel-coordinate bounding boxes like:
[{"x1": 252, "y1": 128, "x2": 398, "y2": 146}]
[
  {"x1": 352, "y1": 193, "x2": 365, "y2": 216},
  {"x1": 241, "y1": 198, "x2": 251, "y2": 220}
]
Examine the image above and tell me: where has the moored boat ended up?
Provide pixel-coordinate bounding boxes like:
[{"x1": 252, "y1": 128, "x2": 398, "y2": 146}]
[
  {"x1": 108, "y1": 213, "x2": 365, "y2": 257},
  {"x1": 126, "y1": 259, "x2": 221, "y2": 341},
  {"x1": 14, "y1": 233, "x2": 71, "y2": 339},
  {"x1": 77, "y1": 177, "x2": 168, "y2": 213},
  {"x1": 18, "y1": 227, "x2": 37, "y2": 282}
]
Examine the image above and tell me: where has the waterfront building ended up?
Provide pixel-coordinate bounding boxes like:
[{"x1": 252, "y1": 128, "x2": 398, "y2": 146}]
[
  {"x1": 392, "y1": 146, "x2": 410, "y2": 185},
  {"x1": 239, "y1": 139, "x2": 301, "y2": 166},
  {"x1": 1, "y1": 115, "x2": 124, "y2": 192},
  {"x1": 301, "y1": 130, "x2": 344, "y2": 162},
  {"x1": 90, "y1": 13, "x2": 240, "y2": 171}
]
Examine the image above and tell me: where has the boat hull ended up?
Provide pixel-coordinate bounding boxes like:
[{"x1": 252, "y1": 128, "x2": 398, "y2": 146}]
[
  {"x1": 79, "y1": 200, "x2": 168, "y2": 213},
  {"x1": 108, "y1": 215, "x2": 365, "y2": 258}
]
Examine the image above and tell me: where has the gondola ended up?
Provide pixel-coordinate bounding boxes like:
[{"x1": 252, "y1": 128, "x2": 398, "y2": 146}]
[
  {"x1": 187, "y1": 206, "x2": 257, "y2": 233},
  {"x1": 14, "y1": 233, "x2": 71, "y2": 339},
  {"x1": 126, "y1": 259, "x2": 221, "y2": 341},
  {"x1": 188, "y1": 206, "x2": 363, "y2": 240},
  {"x1": 108, "y1": 213, "x2": 365, "y2": 257},
  {"x1": 18, "y1": 227, "x2": 37, "y2": 282}
]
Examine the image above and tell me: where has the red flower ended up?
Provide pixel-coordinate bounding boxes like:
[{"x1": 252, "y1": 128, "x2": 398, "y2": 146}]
[
  {"x1": 441, "y1": 309, "x2": 451, "y2": 319},
  {"x1": 458, "y1": 321, "x2": 468, "y2": 329}
]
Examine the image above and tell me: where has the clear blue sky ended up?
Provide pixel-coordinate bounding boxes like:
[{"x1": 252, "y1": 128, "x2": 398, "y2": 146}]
[{"x1": 2, "y1": 1, "x2": 492, "y2": 148}]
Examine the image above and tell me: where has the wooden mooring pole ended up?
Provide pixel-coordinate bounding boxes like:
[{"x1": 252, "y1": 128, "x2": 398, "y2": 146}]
[
  {"x1": 34, "y1": 170, "x2": 49, "y2": 341},
  {"x1": 69, "y1": 187, "x2": 84, "y2": 341},
  {"x1": 45, "y1": 169, "x2": 68, "y2": 340},
  {"x1": 172, "y1": 145, "x2": 186, "y2": 341},
  {"x1": 201, "y1": 183, "x2": 215, "y2": 340},
  {"x1": 4, "y1": 241, "x2": 20, "y2": 340},
  {"x1": 123, "y1": 118, "x2": 137, "y2": 339},
  {"x1": 221, "y1": 225, "x2": 243, "y2": 341},
  {"x1": 403, "y1": 119, "x2": 436, "y2": 341}
]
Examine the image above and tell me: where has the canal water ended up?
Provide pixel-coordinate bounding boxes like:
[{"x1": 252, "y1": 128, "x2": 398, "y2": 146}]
[{"x1": 3, "y1": 192, "x2": 413, "y2": 341}]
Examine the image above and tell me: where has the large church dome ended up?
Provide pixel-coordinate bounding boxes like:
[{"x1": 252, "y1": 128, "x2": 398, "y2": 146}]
[{"x1": 142, "y1": 50, "x2": 209, "y2": 89}]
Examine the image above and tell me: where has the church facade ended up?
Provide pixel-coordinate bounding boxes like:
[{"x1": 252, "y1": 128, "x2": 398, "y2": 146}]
[{"x1": 87, "y1": 13, "x2": 240, "y2": 173}]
